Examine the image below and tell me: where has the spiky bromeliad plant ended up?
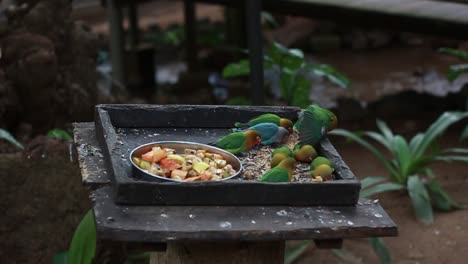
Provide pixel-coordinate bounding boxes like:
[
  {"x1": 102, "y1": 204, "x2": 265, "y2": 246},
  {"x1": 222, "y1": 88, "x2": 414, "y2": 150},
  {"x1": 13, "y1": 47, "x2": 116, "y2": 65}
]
[
  {"x1": 330, "y1": 112, "x2": 468, "y2": 224},
  {"x1": 439, "y1": 48, "x2": 468, "y2": 82},
  {"x1": 222, "y1": 42, "x2": 350, "y2": 108}
]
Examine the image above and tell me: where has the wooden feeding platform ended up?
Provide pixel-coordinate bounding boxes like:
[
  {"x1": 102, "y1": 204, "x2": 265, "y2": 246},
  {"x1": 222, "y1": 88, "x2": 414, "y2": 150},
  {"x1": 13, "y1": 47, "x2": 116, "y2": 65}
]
[
  {"x1": 95, "y1": 104, "x2": 360, "y2": 206},
  {"x1": 74, "y1": 105, "x2": 397, "y2": 264}
]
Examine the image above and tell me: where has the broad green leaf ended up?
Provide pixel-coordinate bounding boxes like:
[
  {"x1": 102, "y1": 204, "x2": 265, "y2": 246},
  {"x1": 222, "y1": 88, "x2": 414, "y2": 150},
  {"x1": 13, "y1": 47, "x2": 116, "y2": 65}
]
[
  {"x1": 261, "y1": 11, "x2": 280, "y2": 28},
  {"x1": 0, "y1": 128, "x2": 24, "y2": 149},
  {"x1": 332, "y1": 249, "x2": 363, "y2": 264},
  {"x1": 268, "y1": 42, "x2": 304, "y2": 70},
  {"x1": 222, "y1": 59, "x2": 250, "y2": 78},
  {"x1": 442, "y1": 148, "x2": 468, "y2": 154},
  {"x1": 376, "y1": 120, "x2": 394, "y2": 142},
  {"x1": 409, "y1": 133, "x2": 424, "y2": 154},
  {"x1": 363, "y1": 131, "x2": 392, "y2": 151},
  {"x1": 54, "y1": 251, "x2": 68, "y2": 264},
  {"x1": 284, "y1": 241, "x2": 310, "y2": 264},
  {"x1": 280, "y1": 68, "x2": 296, "y2": 102},
  {"x1": 68, "y1": 210, "x2": 96, "y2": 264},
  {"x1": 392, "y1": 135, "x2": 411, "y2": 176},
  {"x1": 407, "y1": 176, "x2": 433, "y2": 224},
  {"x1": 47, "y1": 129, "x2": 72, "y2": 140},
  {"x1": 368, "y1": 238, "x2": 391, "y2": 264},
  {"x1": 361, "y1": 176, "x2": 386, "y2": 189},
  {"x1": 426, "y1": 179, "x2": 467, "y2": 211},
  {"x1": 413, "y1": 112, "x2": 468, "y2": 159},
  {"x1": 461, "y1": 125, "x2": 468, "y2": 141},
  {"x1": 330, "y1": 129, "x2": 401, "y2": 181},
  {"x1": 360, "y1": 182, "x2": 405, "y2": 198},
  {"x1": 307, "y1": 63, "x2": 350, "y2": 88},
  {"x1": 435, "y1": 155, "x2": 468, "y2": 163},
  {"x1": 447, "y1": 64, "x2": 468, "y2": 81},
  {"x1": 439, "y1": 48, "x2": 468, "y2": 60},
  {"x1": 291, "y1": 75, "x2": 311, "y2": 108}
]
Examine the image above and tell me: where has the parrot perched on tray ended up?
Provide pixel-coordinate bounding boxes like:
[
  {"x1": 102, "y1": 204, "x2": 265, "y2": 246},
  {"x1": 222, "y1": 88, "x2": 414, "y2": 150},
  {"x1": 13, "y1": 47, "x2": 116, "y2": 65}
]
[
  {"x1": 296, "y1": 105, "x2": 338, "y2": 146},
  {"x1": 260, "y1": 157, "x2": 296, "y2": 182},
  {"x1": 214, "y1": 130, "x2": 262, "y2": 155},
  {"x1": 234, "y1": 113, "x2": 294, "y2": 133},
  {"x1": 270, "y1": 146, "x2": 293, "y2": 168},
  {"x1": 310, "y1": 156, "x2": 334, "y2": 181},
  {"x1": 293, "y1": 144, "x2": 317, "y2": 163},
  {"x1": 232, "y1": 123, "x2": 290, "y2": 145}
]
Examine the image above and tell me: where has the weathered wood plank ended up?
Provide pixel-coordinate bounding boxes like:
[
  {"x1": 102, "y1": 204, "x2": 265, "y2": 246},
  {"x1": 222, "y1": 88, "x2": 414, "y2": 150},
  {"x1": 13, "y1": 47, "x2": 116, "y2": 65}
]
[
  {"x1": 73, "y1": 122, "x2": 111, "y2": 188},
  {"x1": 97, "y1": 104, "x2": 301, "y2": 128},
  {"x1": 93, "y1": 186, "x2": 397, "y2": 242}
]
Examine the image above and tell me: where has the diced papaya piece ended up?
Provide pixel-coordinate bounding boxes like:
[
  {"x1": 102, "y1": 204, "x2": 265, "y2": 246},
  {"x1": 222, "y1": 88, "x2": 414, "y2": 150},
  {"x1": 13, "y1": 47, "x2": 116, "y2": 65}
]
[
  {"x1": 199, "y1": 172, "x2": 212, "y2": 181},
  {"x1": 141, "y1": 151, "x2": 154, "y2": 162},
  {"x1": 171, "y1": 169, "x2": 188, "y2": 180},
  {"x1": 152, "y1": 147, "x2": 168, "y2": 162},
  {"x1": 159, "y1": 158, "x2": 182, "y2": 170}
]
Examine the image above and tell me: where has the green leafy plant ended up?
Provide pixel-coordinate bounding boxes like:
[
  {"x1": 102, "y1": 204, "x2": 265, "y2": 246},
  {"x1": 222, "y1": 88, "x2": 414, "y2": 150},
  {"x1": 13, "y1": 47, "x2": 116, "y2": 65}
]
[
  {"x1": 439, "y1": 48, "x2": 468, "y2": 81},
  {"x1": 0, "y1": 128, "x2": 24, "y2": 149},
  {"x1": 47, "y1": 128, "x2": 73, "y2": 140},
  {"x1": 222, "y1": 42, "x2": 350, "y2": 108},
  {"x1": 330, "y1": 111, "x2": 468, "y2": 224},
  {"x1": 54, "y1": 210, "x2": 96, "y2": 264}
]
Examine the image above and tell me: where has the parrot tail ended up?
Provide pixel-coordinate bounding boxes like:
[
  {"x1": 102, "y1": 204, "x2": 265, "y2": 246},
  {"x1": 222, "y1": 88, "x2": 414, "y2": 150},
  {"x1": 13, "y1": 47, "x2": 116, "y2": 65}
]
[
  {"x1": 231, "y1": 127, "x2": 243, "y2": 133},
  {"x1": 234, "y1": 122, "x2": 249, "y2": 128}
]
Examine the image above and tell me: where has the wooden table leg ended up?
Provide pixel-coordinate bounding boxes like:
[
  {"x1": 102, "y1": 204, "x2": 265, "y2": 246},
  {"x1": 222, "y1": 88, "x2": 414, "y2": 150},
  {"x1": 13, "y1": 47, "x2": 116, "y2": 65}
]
[
  {"x1": 150, "y1": 241, "x2": 285, "y2": 264},
  {"x1": 245, "y1": 0, "x2": 264, "y2": 105}
]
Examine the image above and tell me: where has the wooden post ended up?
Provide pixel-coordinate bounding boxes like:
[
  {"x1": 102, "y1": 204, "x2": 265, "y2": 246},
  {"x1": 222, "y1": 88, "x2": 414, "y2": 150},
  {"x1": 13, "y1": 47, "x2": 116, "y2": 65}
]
[
  {"x1": 150, "y1": 241, "x2": 285, "y2": 264},
  {"x1": 127, "y1": 1, "x2": 139, "y2": 49},
  {"x1": 245, "y1": 0, "x2": 264, "y2": 105},
  {"x1": 184, "y1": 0, "x2": 197, "y2": 71},
  {"x1": 106, "y1": 0, "x2": 126, "y2": 87}
]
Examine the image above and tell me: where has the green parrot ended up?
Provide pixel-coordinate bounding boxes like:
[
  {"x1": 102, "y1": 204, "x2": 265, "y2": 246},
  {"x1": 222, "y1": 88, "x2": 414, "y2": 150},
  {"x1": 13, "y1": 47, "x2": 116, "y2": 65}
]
[
  {"x1": 260, "y1": 157, "x2": 296, "y2": 182},
  {"x1": 235, "y1": 114, "x2": 294, "y2": 133},
  {"x1": 270, "y1": 146, "x2": 293, "y2": 168},
  {"x1": 295, "y1": 105, "x2": 337, "y2": 146},
  {"x1": 214, "y1": 130, "x2": 262, "y2": 155},
  {"x1": 310, "y1": 156, "x2": 334, "y2": 171},
  {"x1": 293, "y1": 144, "x2": 317, "y2": 163}
]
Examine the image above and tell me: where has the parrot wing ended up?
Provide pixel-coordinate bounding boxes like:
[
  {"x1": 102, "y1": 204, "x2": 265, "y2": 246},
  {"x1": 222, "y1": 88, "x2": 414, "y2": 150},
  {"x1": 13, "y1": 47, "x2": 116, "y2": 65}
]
[
  {"x1": 215, "y1": 132, "x2": 246, "y2": 153},
  {"x1": 260, "y1": 167, "x2": 290, "y2": 182},
  {"x1": 250, "y1": 123, "x2": 279, "y2": 144},
  {"x1": 298, "y1": 107, "x2": 327, "y2": 146},
  {"x1": 235, "y1": 114, "x2": 280, "y2": 128}
]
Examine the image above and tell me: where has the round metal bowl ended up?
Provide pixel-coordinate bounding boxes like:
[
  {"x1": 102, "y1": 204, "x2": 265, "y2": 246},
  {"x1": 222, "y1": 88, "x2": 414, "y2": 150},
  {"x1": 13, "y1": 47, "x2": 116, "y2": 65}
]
[{"x1": 129, "y1": 141, "x2": 243, "y2": 182}]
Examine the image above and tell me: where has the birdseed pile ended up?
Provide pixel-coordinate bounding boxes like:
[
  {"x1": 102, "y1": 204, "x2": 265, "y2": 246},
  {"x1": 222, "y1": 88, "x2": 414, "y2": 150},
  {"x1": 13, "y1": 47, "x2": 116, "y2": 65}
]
[{"x1": 239, "y1": 132, "x2": 319, "y2": 182}]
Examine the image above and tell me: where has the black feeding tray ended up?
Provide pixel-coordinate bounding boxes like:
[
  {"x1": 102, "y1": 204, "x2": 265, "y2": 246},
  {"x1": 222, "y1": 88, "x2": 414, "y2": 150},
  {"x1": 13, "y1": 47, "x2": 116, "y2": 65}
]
[{"x1": 95, "y1": 104, "x2": 361, "y2": 206}]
